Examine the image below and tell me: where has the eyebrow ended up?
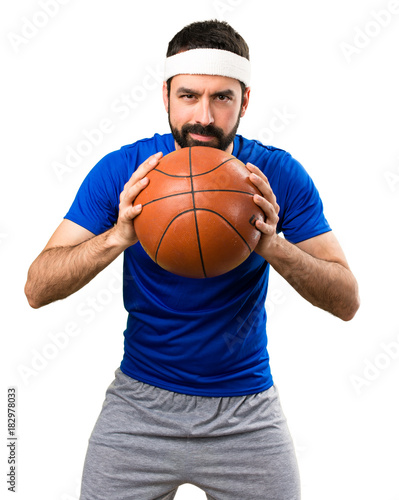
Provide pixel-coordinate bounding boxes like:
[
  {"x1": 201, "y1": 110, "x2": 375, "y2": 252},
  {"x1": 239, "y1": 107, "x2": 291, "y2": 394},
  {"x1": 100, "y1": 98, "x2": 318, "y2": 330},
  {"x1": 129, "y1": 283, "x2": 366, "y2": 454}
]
[{"x1": 175, "y1": 87, "x2": 236, "y2": 98}]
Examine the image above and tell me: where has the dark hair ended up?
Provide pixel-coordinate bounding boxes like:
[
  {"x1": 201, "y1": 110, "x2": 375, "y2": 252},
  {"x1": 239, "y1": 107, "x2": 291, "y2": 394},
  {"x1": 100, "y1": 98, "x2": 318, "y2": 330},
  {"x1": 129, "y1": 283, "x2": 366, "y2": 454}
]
[
  {"x1": 167, "y1": 20, "x2": 249, "y2": 59},
  {"x1": 166, "y1": 20, "x2": 249, "y2": 96}
]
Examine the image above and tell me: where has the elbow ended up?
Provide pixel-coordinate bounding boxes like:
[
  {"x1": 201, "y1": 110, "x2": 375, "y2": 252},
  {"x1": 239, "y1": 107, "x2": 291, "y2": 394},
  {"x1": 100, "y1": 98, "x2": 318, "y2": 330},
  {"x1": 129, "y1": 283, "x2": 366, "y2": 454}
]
[
  {"x1": 340, "y1": 306, "x2": 359, "y2": 322},
  {"x1": 27, "y1": 299, "x2": 42, "y2": 310},
  {"x1": 25, "y1": 260, "x2": 47, "y2": 309},
  {"x1": 24, "y1": 281, "x2": 43, "y2": 309},
  {"x1": 338, "y1": 273, "x2": 360, "y2": 322},
  {"x1": 340, "y1": 292, "x2": 361, "y2": 322}
]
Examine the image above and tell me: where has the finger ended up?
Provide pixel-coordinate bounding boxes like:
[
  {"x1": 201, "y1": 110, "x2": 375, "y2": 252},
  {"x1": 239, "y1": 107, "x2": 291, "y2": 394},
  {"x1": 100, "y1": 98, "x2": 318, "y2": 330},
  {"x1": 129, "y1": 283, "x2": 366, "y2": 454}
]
[
  {"x1": 248, "y1": 168, "x2": 273, "y2": 201},
  {"x1": 255, "y1": 218, "x2": 276, "y2": 235},
  {"x1": 246, "y1": 162, "x2": 269, "y2": 183},
  {"x1": 120, "y1": 150, "x2": 163, "y2": 206},
  {"x1": 250, "y1": 173, "x2": 279, "y2": 214},
  {"x1": 124, "y1": 201, "x2": 143, "y2": 221},
  {"x1": 120, "y1": 176, "x2": 149, "y2": 209},
  {"x1": 246, "y1": 162, "x2": 262, "y2": 175},
  {"x1": 123, "y1": 151, "x2": 163, "y2": 191},
  {"x1": 253, "y1": 194, "x2": 280, "y2": 225}
]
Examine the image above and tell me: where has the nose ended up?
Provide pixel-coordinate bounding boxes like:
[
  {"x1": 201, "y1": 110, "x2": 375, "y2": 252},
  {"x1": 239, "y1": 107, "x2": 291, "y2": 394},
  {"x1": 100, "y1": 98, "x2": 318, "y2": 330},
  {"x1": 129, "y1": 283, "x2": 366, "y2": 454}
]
[{"x1": 194, "y1": 99, "x2": 214, "y2": 127}]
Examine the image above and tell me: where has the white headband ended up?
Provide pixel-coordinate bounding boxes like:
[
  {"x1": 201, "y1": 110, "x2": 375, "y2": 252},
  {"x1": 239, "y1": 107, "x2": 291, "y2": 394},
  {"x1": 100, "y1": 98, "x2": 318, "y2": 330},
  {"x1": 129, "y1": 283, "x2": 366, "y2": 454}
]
[{"x1": 164, "y1": 48, "x2": 251, "y2": 86}]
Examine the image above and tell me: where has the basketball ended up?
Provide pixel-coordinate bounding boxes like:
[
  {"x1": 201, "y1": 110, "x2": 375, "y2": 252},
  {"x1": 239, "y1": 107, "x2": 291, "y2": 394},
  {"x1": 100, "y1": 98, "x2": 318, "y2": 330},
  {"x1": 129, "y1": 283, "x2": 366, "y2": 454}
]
[{"x1": 134, "y1": 146, "x2": 264, "y2": 278}]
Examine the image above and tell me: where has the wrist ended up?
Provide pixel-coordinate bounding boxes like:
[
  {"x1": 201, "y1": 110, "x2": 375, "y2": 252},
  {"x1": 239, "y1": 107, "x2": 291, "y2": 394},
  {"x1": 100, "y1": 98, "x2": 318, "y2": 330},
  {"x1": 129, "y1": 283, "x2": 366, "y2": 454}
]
[
  {"x1": 105, "y1": 225, "x2": 134, "y2": 252},
  {"x1": 256, "y1": 233, "x2": 284, "y2": 263}
]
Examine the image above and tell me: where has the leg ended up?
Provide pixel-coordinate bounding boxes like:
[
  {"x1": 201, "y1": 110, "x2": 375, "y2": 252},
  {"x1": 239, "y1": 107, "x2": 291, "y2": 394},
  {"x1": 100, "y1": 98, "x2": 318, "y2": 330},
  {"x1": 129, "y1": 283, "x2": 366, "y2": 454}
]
[
  {"x1": 80, "y1": 432, "x2": 181, "y2": 500},
  {"x1": 79, "y1": 371, "x2": 185, "y2": 500},
  {"x1": 192, "y1": 431, "x2": 300, "y2": 500},
  {"x1": 186, "y1": 385, "x2": 301, "y2": 500}
]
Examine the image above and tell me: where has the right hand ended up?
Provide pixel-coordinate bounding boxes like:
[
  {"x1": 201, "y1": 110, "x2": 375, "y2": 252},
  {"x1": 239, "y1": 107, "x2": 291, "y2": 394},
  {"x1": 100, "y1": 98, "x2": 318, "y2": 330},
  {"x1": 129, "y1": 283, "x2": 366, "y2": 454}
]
[{"x1": 113, "y1": 151, "x2": 163, "y2": 247}]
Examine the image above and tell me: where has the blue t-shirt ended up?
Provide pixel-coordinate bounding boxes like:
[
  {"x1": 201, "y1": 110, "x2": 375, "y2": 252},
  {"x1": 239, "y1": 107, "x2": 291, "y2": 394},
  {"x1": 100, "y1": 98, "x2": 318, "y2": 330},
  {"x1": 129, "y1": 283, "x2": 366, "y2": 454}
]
[{"x1": 65, "y1": 133, "x2": 331, "y2": 396}]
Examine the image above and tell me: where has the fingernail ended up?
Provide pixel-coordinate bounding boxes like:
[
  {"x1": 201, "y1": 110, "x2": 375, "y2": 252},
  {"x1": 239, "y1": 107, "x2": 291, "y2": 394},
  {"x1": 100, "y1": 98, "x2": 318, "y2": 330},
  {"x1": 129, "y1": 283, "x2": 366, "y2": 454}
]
[{"x1": 149, "y1": 152, "x2": 162, "y2": 165}]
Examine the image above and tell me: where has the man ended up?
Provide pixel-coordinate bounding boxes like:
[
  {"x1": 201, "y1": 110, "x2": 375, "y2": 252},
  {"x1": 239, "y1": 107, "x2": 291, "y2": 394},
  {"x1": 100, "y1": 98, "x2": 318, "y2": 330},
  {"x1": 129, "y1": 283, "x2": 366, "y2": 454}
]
[{"x1": 25, "y1": 20, "x2": 359, "y2": 500}]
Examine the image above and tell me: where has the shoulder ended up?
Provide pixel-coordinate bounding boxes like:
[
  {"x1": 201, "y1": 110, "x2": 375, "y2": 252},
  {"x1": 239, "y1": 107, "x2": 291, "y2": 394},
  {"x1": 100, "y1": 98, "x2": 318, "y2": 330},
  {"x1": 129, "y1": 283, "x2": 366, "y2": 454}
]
[
  {"x1": 233, "y1": 135, "x2": 306, "y2": 186},
  {"x1": 119, "y1": 133, "x2": 175, "y2": 170},
  {"x1": 234, "y1": 135, "x2": 295, "y2": 169},
  {"x1": 89, "y1": 133, "x2": 175, "y2": 183}
]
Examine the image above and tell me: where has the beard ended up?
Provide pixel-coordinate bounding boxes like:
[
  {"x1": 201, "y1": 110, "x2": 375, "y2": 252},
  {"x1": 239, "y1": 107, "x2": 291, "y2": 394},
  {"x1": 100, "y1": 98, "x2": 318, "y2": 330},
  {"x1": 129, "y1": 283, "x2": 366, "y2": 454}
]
[{"x1": 168, "y1": 112, "x2": 241, "y2": 152}]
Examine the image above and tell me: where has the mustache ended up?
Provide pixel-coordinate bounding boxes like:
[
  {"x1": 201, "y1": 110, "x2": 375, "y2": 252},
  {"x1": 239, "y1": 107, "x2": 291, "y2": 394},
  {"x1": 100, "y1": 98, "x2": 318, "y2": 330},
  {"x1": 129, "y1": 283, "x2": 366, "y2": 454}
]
[{"x1": 181, "y1": 123, "x2": 224, "y2": 139}]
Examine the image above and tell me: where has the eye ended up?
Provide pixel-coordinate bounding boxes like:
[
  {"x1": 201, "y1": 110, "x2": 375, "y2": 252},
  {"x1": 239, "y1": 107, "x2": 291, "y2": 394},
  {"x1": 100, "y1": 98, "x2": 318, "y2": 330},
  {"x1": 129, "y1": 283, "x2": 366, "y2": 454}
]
[
  {"x1": 180, "y1": 94, "x2": 195, "y2": 100},
  {"x1": 215, "y1": 94, "x2": 232, "y2": 102}
]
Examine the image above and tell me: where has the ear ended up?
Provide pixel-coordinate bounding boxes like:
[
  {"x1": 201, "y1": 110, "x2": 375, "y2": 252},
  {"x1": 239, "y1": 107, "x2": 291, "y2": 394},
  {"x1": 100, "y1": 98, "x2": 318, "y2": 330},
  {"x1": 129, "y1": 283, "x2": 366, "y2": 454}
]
[
  {"x1": 162, "y1": 81, "x2": 169, "y2": 113},
  {"x1": 240, "y1": 87, "x2": 251, "y2": 117}
]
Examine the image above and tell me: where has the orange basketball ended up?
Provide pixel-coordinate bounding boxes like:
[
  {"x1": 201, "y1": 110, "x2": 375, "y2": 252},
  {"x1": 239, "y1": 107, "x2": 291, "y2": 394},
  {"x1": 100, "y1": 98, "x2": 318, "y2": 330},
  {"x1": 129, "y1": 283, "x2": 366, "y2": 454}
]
[{"x1": 134, "y1": 146, "x2": 264, "y2": 278}]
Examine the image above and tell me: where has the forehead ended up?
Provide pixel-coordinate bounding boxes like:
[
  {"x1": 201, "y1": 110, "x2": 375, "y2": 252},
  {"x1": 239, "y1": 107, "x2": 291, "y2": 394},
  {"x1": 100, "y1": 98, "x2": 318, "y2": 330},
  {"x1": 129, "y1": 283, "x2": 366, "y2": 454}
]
[{"x1": 170, "y1": 74, "x2": 242, "y2": 94}]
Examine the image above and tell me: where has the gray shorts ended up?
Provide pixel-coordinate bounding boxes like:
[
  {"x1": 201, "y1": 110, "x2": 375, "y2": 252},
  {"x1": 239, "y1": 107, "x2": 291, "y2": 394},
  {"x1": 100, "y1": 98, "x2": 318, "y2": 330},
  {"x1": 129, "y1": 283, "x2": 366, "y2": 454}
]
[{"x1": 80, "y1": 369, "x2": 300, "y2": 500}]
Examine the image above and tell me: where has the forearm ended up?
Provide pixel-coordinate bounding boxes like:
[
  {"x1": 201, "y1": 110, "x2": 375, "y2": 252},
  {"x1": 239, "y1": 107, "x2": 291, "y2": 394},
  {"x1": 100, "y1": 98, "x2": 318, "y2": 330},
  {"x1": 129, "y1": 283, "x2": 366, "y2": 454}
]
[
  {"x1": 25, "y1": 226, "x2": 128, "y2": 309},
  {"x1": 265, "y1": 236, "x2": 360, "y2": 321},
  {"x1": 25, "y1": 152, "x2": 163, "y2": 309}
]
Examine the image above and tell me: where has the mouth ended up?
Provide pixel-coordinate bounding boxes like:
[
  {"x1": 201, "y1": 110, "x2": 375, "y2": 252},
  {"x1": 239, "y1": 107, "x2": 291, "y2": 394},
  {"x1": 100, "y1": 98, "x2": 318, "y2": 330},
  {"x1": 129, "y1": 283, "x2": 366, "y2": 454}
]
[{"x1": 189, "y1": 133, "x2": 215, "y2": 142}]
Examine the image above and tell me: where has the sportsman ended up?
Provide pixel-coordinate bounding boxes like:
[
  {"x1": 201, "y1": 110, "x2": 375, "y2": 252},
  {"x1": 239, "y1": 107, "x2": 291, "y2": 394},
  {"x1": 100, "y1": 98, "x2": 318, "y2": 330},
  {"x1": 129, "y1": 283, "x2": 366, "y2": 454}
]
[{"x1": 25, "y1": 20, "x2": 359, "y2": 500}]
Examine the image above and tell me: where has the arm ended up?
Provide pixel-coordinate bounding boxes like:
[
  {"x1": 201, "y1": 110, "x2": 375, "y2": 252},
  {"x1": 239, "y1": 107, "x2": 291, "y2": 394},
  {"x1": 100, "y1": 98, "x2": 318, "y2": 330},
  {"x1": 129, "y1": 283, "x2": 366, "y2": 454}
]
[
  {"x1": 25, "y1": 152, "x2": 163, "y2": 309},
  {"x1": 247, "y1": 163, "x2": 360, "y2": 321}
]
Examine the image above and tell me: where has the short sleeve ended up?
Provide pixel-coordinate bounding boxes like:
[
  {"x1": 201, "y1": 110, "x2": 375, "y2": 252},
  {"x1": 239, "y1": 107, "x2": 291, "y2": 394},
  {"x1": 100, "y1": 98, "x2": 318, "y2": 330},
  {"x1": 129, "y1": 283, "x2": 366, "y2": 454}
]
[
  {"x1": 277, "y1": 153, "x2": 331, "y2": 244},
  {"x1": 64, "y1": 150, "x2": 128, "y2": 235}
]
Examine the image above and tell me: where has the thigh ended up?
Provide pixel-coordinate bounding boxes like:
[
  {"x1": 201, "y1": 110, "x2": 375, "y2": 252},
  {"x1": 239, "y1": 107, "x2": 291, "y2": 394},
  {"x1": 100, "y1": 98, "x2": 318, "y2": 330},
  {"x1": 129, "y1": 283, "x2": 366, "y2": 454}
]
[
  {"x1": 80, "y1": 431, "x2": 181, "y2": 500},
  {"x1": 192, "y1": 430, "x2": 300, "y2": 500},
  {"x1": 79, "y1": 374, "x2": 185, "y2": 500},
  {"x1": 190, "y1": 387, "x2": 301, "y2": 500}
]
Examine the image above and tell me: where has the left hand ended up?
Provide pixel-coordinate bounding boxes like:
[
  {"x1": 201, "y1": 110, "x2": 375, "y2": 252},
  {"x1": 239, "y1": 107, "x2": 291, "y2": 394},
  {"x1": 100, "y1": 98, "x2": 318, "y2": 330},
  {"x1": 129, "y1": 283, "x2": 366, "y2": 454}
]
[{"x1": 246, "y1": 163, "x2": 280, "y2": 258}]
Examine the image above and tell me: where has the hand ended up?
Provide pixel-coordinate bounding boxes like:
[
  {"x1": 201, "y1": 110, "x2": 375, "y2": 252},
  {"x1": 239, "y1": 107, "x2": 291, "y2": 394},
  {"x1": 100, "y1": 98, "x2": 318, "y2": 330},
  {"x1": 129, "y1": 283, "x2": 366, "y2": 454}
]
[
  {"x1": 112, "y1": 152, "x2": 163, "y2": 248},
  {"x1": 246, "y1": 163, "x2": 280, "y2": 258}
]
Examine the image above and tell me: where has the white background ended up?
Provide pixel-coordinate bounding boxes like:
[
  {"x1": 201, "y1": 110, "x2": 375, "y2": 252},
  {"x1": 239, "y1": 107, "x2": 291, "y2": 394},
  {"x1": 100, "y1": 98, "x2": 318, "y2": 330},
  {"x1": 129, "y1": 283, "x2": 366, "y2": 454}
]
[{"x1": 1, "y1": 0, "x2": 399, "y2": 499}]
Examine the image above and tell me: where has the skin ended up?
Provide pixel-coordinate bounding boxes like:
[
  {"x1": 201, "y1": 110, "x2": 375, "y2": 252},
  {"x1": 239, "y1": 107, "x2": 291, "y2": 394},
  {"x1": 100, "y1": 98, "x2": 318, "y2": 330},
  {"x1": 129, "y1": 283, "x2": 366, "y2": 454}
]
[
  {"x1": 163, "y1": 74, "x2": 249, "y2": 152},
  {"x1": 25, "y1": 73, "x2": 359, "y2": 320}
]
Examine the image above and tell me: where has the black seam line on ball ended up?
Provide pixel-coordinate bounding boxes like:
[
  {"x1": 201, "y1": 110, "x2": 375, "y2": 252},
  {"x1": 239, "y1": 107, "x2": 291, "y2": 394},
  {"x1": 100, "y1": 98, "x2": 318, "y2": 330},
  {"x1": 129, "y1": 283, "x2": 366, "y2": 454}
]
[
  {"x1": 195, "y1": 189, "x2": 255, "y2": 196},
  {"x1": 196, "y1": 208, "x2": 252, "y2": 253},
  {"x1": 193, "y1": 158, "x2": 234, "y2": 176},
  {"x1": 141, "y1": 189, "x2": 255, "y2": 208},
  {"x1": 154, "y1": 207, "x2": 252, "y2": 267},
  {"x1": 153, "y1": 158, "x2": 234, "y2": 177},
  {"x1": 190, "y1": 147, "x2": 207, "y2": 278},
  {"x1": 142, "y1": 191, "x2": 192, "y2": 207},
  {"x1": 155, "y1": 208, "x2": 195, "y2": 264}
]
